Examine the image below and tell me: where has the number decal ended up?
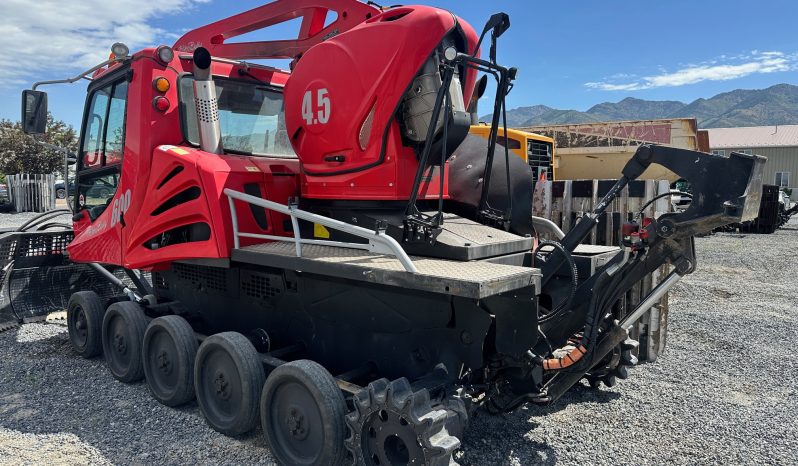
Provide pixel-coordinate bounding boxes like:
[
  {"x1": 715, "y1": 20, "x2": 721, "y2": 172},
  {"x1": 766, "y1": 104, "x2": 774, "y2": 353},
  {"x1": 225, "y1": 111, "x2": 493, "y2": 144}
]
[
  {"x1": 301, "y1": 88, "x2": 332, "y2": 125},
  {"x1": 110, "y1": 189, "x2": 132, "y2": 228},
  {"x1": 301, "y1": 91, "x2": 314, "y2": 125},
  {"x1": 317, "y1": 89, "x2": 330, "y2": 124}
]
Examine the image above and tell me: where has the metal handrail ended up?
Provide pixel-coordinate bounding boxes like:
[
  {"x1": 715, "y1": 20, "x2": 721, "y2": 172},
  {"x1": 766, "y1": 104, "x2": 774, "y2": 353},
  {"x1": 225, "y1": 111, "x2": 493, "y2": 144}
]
[{"x1": 223, "y1": 188, "x2": 418, "y2": 273}]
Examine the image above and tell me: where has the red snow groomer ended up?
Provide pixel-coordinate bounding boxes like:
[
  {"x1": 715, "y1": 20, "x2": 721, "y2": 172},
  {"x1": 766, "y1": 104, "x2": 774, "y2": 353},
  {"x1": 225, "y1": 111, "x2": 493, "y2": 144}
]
[{"x1": 11, "y1": 1, "x2": 764, "y2": 464}]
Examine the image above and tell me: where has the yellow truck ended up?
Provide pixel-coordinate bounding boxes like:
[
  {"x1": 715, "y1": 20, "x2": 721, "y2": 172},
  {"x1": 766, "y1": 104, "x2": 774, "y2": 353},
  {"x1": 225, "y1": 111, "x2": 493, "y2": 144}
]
[
  {"x1": 520, "y1": 118, "x2": 707, "y2": 182},
  {"x1": 469, "y1": 125, "x2": 555, "y2": 180}
]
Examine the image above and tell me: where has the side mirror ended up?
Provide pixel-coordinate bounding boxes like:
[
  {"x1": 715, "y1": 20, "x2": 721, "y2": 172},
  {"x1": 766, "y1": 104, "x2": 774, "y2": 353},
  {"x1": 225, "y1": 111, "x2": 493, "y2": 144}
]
[
  {"x1": 484, "y1": 13, "x2": 510, "y2": 39},
  {"x1": 21, "y1": 90, "x2": 48, "y2": 134}
]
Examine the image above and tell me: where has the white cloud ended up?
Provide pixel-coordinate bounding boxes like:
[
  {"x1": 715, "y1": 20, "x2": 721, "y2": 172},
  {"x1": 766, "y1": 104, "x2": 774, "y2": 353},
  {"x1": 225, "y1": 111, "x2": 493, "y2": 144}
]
[
  {"x1": 0, "y1": 0, "x2": 209, "y2": 86},
  {"x1": 586, "y1": 51, "x2": 797, "y2": 91}
]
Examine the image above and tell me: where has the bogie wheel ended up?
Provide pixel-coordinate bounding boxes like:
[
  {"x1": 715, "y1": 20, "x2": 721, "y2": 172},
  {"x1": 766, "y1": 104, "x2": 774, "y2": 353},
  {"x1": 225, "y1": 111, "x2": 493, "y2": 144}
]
[
  {"x1": 346, "y1": 378, "x2": 462, "y2": 466},
  {"x1": 194, "y1": 332, "x2": 265, "y2": 436},
  {"x1": 142, "y1": 315, "x2": 198, "y2": 407},
  {"x1": 261, "y1": 360, "x2": 347, "y2": 466},
  {"x1": 67, "y1": 291, "x2": 105, "y2": 358},
  {"x1": 102, "y1": 301, "x2": 148, "y2": 383}
]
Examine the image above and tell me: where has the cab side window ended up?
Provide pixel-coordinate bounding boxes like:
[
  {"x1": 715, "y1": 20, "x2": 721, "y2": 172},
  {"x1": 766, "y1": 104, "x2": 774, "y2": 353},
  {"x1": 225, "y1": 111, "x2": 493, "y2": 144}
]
[
  {"x1": 78, "y1": 79, "x2": 128, "y2": 214},
  {"x1": 82, "y1": 88, "x2": 111, "y2": 169}
]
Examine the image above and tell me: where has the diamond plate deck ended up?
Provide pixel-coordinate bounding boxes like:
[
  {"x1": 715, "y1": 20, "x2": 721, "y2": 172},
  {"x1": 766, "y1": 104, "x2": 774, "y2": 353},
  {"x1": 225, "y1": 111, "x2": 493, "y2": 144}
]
[
  {"x1": 232, "y1": 242, "x2": 541, "y2": 299},
  {"x1": 403, "y1": 213, "x2": 533, "y2": 260}
]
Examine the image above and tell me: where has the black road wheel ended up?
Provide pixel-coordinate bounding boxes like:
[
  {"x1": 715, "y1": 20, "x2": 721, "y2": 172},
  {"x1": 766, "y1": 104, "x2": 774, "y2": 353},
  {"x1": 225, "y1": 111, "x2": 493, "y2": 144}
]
[
  {"x1": 67, "y1": 291, "x2": 105, "y2": 358},
  {"x1": 194, "y1": 332, "x2": 265, "y2": 436},
  {"x1": 56, "y1": 188, "x2": 67, "y2": 199},
  {"x1": 143, "y1": 315, "x2": 198, "y2": 406},
  {"x1": 102, "y1": 301, "x2": 148, "y2": 383},
  {"x1": 261, "y1": 360, "x2": 347, "y2": 466}
]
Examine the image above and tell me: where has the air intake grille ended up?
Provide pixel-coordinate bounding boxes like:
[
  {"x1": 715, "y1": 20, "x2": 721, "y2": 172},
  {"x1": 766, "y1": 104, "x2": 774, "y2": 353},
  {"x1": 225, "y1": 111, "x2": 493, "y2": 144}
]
[
  {"x1": 241, "y1": 270, "x2": 284, "y2": 301},
  {"x1": 173, "y1": 263, "x2": 226, "y2": 293}
]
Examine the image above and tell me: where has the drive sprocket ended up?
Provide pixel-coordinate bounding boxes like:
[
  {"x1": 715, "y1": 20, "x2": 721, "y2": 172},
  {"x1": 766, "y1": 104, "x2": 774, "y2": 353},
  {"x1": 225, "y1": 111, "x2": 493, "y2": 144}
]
[
  {"x1": 585, "y1": 337, "x2": 639, "y2": 388},
  {"x1": 345, "y1": 377, "x2": 462, "y2": 466}
]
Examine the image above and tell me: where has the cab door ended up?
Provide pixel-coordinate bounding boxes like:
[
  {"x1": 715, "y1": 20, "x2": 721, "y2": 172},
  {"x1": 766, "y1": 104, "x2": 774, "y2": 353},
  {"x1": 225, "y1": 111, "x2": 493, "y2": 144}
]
[{"x1": 67, "y1": 70, "x2": 129, "y2": 265}]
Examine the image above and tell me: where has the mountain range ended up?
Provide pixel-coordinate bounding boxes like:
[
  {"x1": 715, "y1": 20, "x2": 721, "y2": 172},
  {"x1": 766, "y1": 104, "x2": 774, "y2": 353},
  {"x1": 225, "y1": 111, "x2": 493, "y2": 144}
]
[{"x1": 481, "y1": 84, "x2": 798, "y2": 128}]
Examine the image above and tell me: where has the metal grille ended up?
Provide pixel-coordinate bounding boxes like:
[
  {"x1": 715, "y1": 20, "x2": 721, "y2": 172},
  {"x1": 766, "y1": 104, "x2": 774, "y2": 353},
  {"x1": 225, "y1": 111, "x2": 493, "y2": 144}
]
[
  {"x1": 0, "y1": 231, "x2": 74, "y2": 271},
  {"x1": 241, "y1": 271, "x2": 283, "y2": 300},
  {"x1": 2, "y1": 265, "x2": 118, "y2": 317},
  {"x1": 15, "y1": 232, "x2": 72, "y2": 258},
  {"x1": 152, "y1": 272, "x2": 169, "y2": 290},
  {"x1": 528, "y1": 141, "x2": 552, "y2": 178},
  {"x1": 173, "y1": 263, "x2": 226, "y2": 292}
]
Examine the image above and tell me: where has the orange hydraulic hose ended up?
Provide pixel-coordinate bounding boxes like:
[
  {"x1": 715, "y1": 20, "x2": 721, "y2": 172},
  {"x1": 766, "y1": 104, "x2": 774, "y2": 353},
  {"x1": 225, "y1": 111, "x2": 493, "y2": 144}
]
[{"x1": 542, "y1": 345, "x2": 587, "y2": 370}]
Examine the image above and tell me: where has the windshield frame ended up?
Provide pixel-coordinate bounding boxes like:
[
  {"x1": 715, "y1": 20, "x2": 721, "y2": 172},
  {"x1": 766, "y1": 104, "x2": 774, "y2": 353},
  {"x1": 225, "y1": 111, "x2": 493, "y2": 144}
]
[{"x1": 177, "y1": 74, "x2": 296, "y2": 159}]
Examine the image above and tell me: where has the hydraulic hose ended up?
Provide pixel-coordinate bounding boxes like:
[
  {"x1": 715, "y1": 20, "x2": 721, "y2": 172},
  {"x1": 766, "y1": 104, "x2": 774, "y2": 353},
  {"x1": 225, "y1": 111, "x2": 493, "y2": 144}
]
[
  {"x1": 16, "y1": 209, "x2": 71, "y2": 232},
  {"x1": 542, "y1": 249, "x2": 635, "y2": 372},
  {"x1": 535, "y1": 239, "x2": 578, "y2": 324},
  {"x1": 634, "y1": 192, "x2": 692, "y2": 221}
]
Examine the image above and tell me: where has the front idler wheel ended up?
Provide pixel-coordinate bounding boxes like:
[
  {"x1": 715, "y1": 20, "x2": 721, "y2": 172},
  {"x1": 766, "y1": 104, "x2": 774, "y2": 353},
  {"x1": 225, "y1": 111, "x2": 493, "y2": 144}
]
[
  {"x1": 142, "y1": 315, "x2": 198, "y2": 406},
  {"x1": 194, "y1": 332, "x2": 265, "y2": 436},
  {"x1": 102, "y1": 301, "x2": 148, "y2": 382},
  {"x1": 67, "y1": 291, "x2": 105, "y2": 358},
  {"x1": 261, "y1": 360, "x2": 347, "y2": 466}
]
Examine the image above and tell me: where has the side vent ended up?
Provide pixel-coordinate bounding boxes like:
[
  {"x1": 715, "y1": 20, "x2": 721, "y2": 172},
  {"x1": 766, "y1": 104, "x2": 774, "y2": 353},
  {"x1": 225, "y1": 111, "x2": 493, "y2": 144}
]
[
  {"x1": 151, "y1": 186, "x2": 201, "y2": 216},
  {"x1": 157, "y1": 165, "x2": 185, "y2": 189},
  {"x1": 173, "y1": 263, "x2": 227, "y2": 293},
  {"x1": 243, "y1": 183, "x2": 269, "y2": 230},
  {"x1": 240, "y1": 269, "x2": 284, "y2": 302},
  {"x1": 144, "y1": 222, "x2": 211, "y2": 250}
]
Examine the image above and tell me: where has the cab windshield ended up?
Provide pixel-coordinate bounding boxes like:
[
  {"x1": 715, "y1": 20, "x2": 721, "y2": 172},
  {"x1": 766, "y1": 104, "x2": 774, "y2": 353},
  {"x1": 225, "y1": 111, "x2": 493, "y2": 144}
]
[{"x1": 179, "y1": 77, "x2": 295, "y2": 158}]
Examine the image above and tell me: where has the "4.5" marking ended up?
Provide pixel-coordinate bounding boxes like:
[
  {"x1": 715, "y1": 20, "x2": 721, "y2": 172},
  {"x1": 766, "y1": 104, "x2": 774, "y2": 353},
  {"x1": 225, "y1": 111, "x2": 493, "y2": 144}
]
[{"x1": 301, "y1": 88, "x2": 331, "y2": 125}]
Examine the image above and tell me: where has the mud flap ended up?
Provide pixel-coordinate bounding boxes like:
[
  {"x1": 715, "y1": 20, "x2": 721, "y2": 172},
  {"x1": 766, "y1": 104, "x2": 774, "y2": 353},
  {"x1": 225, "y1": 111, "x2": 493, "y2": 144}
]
[{"x1": 0, "y1": 231, "x2": 121, "y2": 330}]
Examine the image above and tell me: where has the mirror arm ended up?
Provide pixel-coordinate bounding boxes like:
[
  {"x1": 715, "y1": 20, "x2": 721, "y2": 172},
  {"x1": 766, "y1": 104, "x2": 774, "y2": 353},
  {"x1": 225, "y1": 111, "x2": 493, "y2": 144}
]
[{"x1": 32, "y1": 57, "x2": 124, "y2": 90}]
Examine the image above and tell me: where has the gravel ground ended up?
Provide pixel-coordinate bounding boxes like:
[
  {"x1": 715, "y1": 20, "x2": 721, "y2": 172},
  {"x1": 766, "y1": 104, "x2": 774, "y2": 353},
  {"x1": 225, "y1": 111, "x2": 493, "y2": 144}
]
[{"x1": 0, "y1": 213, "x2": 796, "y2": 465}]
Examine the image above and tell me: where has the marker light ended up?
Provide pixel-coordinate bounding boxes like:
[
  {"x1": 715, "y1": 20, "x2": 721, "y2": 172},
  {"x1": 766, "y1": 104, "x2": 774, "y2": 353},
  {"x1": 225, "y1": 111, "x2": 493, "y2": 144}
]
[
  {"x1": 153, "y1": 77, "x2": 170, "y2": 93},
  {"x1": 156, "y1": 45, "x2": 174, "y2": 64},
  {"x1": 152, "y1": 96, "x2": 170, "y2": 112},
  {"x1": 444, "y1": 46, "x2": 458, "y2": 61},
  {"x1": 111, "y1": 42, "x2": 129, "y2": 59}
]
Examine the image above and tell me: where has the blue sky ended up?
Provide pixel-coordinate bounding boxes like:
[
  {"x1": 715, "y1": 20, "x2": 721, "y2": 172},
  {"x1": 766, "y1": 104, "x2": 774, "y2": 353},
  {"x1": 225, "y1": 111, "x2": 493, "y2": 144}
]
[{"x1": 1, "y1": 0, "x2": 796, "y2": 130}]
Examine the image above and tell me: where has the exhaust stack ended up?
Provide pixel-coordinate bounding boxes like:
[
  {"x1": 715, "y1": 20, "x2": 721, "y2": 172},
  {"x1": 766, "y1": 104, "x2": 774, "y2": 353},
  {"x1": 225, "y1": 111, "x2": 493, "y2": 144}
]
[{"x1": 192, "y1": 47, "x2": 222, "y2": 155}]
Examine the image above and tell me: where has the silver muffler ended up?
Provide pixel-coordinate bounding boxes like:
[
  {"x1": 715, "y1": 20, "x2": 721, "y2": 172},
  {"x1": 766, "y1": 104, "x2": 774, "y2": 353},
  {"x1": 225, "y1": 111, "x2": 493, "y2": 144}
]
[{"x1": 192, "y1": 47, "x2": 223, "y2": 154}]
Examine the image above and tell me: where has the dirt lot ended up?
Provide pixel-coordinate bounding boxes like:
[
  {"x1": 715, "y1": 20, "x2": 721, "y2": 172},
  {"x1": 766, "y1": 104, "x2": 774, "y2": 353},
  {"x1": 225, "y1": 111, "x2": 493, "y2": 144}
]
[{"x1": 0, "y1": 216, "x2": 796, "y2": 465}]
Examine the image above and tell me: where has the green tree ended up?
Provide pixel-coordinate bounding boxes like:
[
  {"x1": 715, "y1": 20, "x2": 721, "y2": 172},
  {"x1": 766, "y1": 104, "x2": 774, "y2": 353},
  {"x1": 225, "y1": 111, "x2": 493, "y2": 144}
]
[{"x1": 0, "y1": 114, "x2": 78, "y2": 175}]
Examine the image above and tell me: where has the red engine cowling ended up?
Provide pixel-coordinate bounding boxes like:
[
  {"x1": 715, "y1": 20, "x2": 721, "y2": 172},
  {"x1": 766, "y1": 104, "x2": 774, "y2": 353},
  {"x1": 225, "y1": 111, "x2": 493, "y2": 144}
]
[{"x1": 284, "y1": 5, "x2": 478, "y2": 201}]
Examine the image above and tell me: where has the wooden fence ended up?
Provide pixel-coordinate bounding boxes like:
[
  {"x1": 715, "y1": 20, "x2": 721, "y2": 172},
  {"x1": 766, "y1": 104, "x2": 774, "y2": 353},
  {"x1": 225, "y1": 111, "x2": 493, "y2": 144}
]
[
  {"x1": 7, "y1": 174, "x2": 57, "y2": 213},
  {"x1": 533, "y1": 179, "x2": 672, "y2": 363}
]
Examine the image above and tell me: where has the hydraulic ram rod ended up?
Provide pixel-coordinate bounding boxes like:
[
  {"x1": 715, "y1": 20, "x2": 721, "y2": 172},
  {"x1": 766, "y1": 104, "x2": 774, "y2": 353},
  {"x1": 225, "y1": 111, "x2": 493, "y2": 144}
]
[{"x1": 620, "y1": 270, "x2": 682, "y2": 330}]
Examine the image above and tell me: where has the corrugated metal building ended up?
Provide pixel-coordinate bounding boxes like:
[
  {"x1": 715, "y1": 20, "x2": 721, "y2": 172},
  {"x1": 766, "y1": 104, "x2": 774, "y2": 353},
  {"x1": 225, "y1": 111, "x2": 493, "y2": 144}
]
[{"x1": 707, "y1": 125, "x2": 798, "y2": 200}]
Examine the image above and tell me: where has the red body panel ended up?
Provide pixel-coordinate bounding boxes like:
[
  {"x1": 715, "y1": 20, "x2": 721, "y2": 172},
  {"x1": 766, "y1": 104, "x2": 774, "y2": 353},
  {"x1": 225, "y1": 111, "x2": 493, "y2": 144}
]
[
  {"x1": 68, "y1": 47, "x2": 299, "y2": 270},
  {"x1": 284, "y1": 6, "x2": 476, "y2": 201},
  {"x1": 173, "y1": 0, "x2": 378, "y2": 59}
]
